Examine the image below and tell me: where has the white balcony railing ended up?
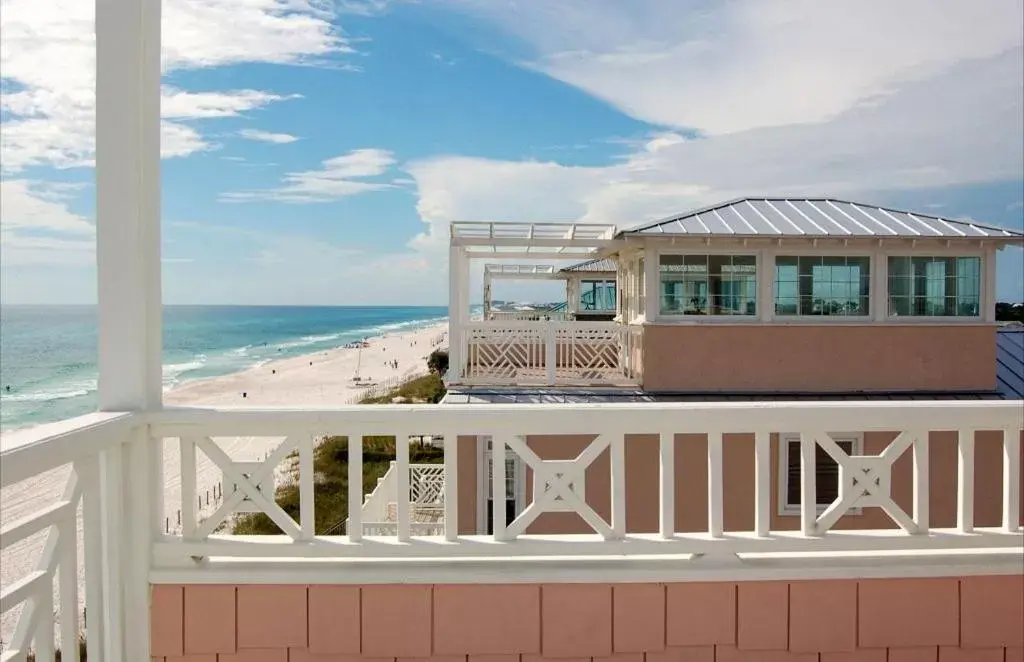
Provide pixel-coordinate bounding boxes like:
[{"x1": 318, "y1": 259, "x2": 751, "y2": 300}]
[
  {"x1": 1, "y1": 402, "x2": 1022, "y2": 658},
  {"x1": 457, "y1": 320, "x2": 642, "y2": 386},
  {"x1": 486, "y1": 310, "x2": 571, "y2": 322}
]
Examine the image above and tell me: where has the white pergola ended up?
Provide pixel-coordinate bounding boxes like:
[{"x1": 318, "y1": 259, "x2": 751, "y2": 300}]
[
  {"x1": 448, "y1": 222, "x2": 617, "y2": 371},
  {"x1": 482, "y1": 264, "x2": 562, "y2": 319}
]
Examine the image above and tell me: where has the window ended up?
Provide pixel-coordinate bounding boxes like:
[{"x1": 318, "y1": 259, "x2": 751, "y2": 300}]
[
  {"x1": 659, "y1": 254, "x2": 757, "y2": 316},
  {"x1": 774, "y1": 255, "x2": 870, "y2": 316},
  {"x1": 887, "y1": 256, "x2": 981, "y2": 317},
  {"x1": 779, "y1": 433, "x2": 862, "y2": 513},
  {"x1": 580, "y1": 279, "x2": 616, "y2": 311}
]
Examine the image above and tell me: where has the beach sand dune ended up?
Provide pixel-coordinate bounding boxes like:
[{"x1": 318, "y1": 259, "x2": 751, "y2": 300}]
[{"x1": 0, "y1": 322, "x2": 448, "y2": 649}]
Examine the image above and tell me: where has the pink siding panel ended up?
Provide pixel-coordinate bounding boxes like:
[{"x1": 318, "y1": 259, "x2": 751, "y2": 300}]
[
  {"x1": 541, "y1": 584, "x2": 613, "y2": 658},
  {"x1": 960, "y1": 575, "x2": 1024, "y2": 648},
  {"x1": 645, "y1": 646, "x2": 715, "y2": 662},
  {"x1": 736, "y1": 582, "x2": 788, "y2": 650},
  {"x1": 362, "y1": 585, "x2": 433, "y2": 657},
  {"x1": 716, "y1": 645, "x2": 817, "y2": 661},
  {"x1": 858, "y1": 578, "x2": 959, "y2": 648},
  {"x1": 666, "y1": 583, "x2": 736, "y2": 646},
  {"x1": 183, "y1": 585, "x2": 236, "y2": 654},
  {"x1": 434, "y1": 584, "x2": 540, "y2": 654},
  {"x1": 887, "y1": 648, "x2": 939, "y2": 662},
  {"x1": 789, "y1": 579, "x2": 857, "y2": 653},
  {"x1": 612, "y1": 584, "x2": 665, "y2": 652},
  {"x1": 152, "y1": 576, "x2": 1023, "y2": 660},
  {"x1": 151, "y1": 585, "x2": 184, "y2": 657},
  {"x1": 218, "y1": 649, "x2": 288, "y2": 662},
  {"x1": 237, "y1": 585, "x2": 307, "y2": 649},
  {"x1": 937, "y1": 647, "x2": 1004, "y2": 661},
  {"x1": 819, "y1": 652, "x2": 887, "y2": 662},
  {"x1": 308, "y1": 586, "x2": 361, "y2": 654}
]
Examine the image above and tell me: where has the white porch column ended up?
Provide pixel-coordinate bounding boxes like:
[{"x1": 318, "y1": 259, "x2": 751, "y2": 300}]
[
  {"x1": 483, "y1": 270, "x2": 492, "y2": 320},
  {"x1": 96, "y1": 0, "x2": 163, "y2": 411},
  {"x1": 567, "y1": 277, "x2": 579, "y2": 315},
  {"x1": 95, "y1": 0, "x2": 162, "y2": 658},
  {"x1": 643, "y1": 246, "x2": 658, "y2": 321},
  {"x1": 448, "y1": 246, "x2": 469, "y2": 382}
]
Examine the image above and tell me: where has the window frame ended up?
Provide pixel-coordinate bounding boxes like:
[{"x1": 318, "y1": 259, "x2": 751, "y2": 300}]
[
  {"x1": 654, "y1": 248, "x2": 762, "y2": 322},
  {"x1": 777, "y1": 432, "x2": 864, "y2": 516},
  {"x1": 772, "y1": 253, "x2": 874, "y2": 319},
  {"x1": 885, "y1": 252, "x2": 985, "y2": 321}
]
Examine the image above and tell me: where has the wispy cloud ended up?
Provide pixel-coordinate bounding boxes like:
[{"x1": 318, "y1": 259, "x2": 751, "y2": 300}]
[
  {"x1": 221, "y1": 148, "x2": 397, "y2": 203},
  {"x1": 431, "y1": 52, "x2": 457, "y2": 66},
  {"x1": 237, "y1": 129, "x2": 301, "y2": 144},
  {"x1": 1, "y1": 0, "x2": 353, "y2": 172}
]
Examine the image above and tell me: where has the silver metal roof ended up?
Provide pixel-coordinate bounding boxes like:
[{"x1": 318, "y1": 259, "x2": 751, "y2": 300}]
[
  {"x1": 620, "y1": 198, "x2": 1024, "y2": 240},
  {"x1": 560, "y1": 258, "x2": 618, "y2": 273}
]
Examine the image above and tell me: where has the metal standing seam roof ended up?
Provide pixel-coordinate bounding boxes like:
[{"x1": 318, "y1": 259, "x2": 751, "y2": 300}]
[
  {"x1": 559, "y1": 258, "x2": 618, "y2": 273},
  {"x1": 997, "y1": 328, "x2": 1024, "y2": 400},
  {"x1": 619, "y1": 198, "x2": 1024, "y2": 240}
]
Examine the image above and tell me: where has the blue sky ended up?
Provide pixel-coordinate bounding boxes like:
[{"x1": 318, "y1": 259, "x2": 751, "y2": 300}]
[{"x1": 1, "y1": 0, "x2": 1022, "y2": 305}]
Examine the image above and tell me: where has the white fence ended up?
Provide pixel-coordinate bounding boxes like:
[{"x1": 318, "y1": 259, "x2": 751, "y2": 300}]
[
  {"x1": 1, "y1": 402, "x2": 1022, "y2": 658},
  {"x1": 457, "y1": 320, "x2": 641, "y2": 385},
  {"x1": 350, "y1": 462, "x2": 445, "y2": 536},
  {"x1": 487, "y1": 311, "x2": 570, "y2": 322}
]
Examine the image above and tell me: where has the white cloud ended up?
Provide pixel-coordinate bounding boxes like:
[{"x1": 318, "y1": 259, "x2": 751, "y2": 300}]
[
  {"x1": 407, "y1": 47, "x2": 1024, "y2": 251},
  {"x1": 222, "y1": 148, "x2": 396, "y2": 202},
  {"x1": 0, "y1": 0, "x2": 351, "y2": 172},
  {"x1": 237, "y1": 129, "x2": 301, "y2": 144},
  {"x1": 440, "y1": 0, "x2": 1023, "y2": 134},
  {"x1": 0, "y1": 180, "x2": 95, "y2": 235}
]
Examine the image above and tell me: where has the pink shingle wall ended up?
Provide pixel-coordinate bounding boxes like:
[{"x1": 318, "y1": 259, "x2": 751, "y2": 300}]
[{"x1": 151, "y1": 575, "x2": 1024, "y2": 662}]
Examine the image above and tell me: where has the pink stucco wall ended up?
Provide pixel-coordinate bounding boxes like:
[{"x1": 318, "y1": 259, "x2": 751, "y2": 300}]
[
  {"x1": 151, "y1": 575, "x2": 1024, "y2": 661},
  {"x1": 641, "y1": 324, "x2": 997, "y2": 392},
  {"x1": 456, "y1": 431, "x2": 1023, "y2": 536}
]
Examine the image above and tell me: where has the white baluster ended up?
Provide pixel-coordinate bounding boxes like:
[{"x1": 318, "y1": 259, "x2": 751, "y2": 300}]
[
  {"x1": 444, "y1": 430, "x2": 459, "y2": 541},
  {"x1": 492, "y1": 435, "x2": 508, "y2": 541},
  {"x1": 35, "y1": 585, "x2": 55, "y2": 662},
  {"x1": 800, "y1": 433, "x2": 817, "y2": 536},
  {"x1": 545, "y1": 323, "x2": 556, "y2": 385},
  {"x1": 1004, "y1": 428, "x2": 1021, "y2": 533},
  {"x1": 78, "y1": 457, "x2": 105, "y2": 662},
  {"x1": 659, "y1": 430, "x2": 675, "y2": 539},
  {"x1": 299, "y1": 433, "x2": 315, "y2": 540},
  {"x1": 58, "y1": 515, "x2": 80, "y2": 662},
  {"x1": 611, "y1": 433, "x2": 626, "y2": 538},
  {"x1": 754, "y1": 431, "x2": 770, "y2": 537},
  {"x1": 396, "y1": 434, "x2": 411, "y2": 542},
  {"x1": 100, "y1": 448, "x2": 124, "y2": 662},
  {"x1": 348, "y1": 433, "x2": 363, "y2": 541},
  {"x1": 180, "y1": 437, "x2": 197, "y2": 538},
  {"x1": 957, "y1": 429, "x2": 975, "y2": 533},
  {"x1": 707, "y1": 432, "x2": 723, "y2": 538},
  {"x1": 912, "y1": 430, "x2": 929, "y2": 534}
]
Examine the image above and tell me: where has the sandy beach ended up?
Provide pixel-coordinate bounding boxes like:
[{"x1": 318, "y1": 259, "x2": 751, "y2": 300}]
[{"x1": 0, "y1": 320, "x2": 448, "y2": 648}]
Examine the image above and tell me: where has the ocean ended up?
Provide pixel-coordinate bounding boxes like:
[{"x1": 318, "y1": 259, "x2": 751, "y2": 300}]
[{"x1": 0, "y1": 305, "x2": 449, "y2": 432}]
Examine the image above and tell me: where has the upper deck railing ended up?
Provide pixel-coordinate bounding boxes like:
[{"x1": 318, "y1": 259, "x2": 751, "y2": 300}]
[{"x1": 1, "y1": 402, "x2": 1021, "y2": 658}]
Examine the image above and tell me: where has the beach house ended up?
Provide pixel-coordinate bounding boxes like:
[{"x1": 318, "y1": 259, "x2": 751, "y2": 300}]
[{"x1": 1, "y1": 3, "x2": 1023, "y2": 661}]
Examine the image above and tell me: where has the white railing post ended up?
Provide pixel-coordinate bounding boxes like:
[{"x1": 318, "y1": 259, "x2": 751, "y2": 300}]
[
  {"x1": 396, "y1": 434, "x2": 411, "y2": 542},
  {"x1": 78, "y1": 456, "x2": 106, "y2": 662},
  {"x1": 180, "y1": 437, "x2": 197, "y2": 538},
  {"x1": 299, "y1": 433, "x2": 315, "y2": 540},
  {"x1": 954, "y1": 428, "x2": 975, "y2": 533},
  {"x1": 492, "y1": 436, "x2": 508, "y2": 541},
  {"x1": 58, "y1": 513, "x2": 80, "y2": 662},
  {"x1": 348, "y1": 433, "x2": 363, "y2": 541},
  {"x1": 99, "y1": 448, "x2": 125, "y2": 662},
  {"x1": 1004, "y1": 428, "x2": 1021, "y2": 533},
  {"x1": 444, "y1": 432, "x2": 459, "y2": 541},
  {"x1": 659, "y1": 430, "x2": 675, "y2": 539},
  {"x1": 545, "y1": 323, "x2": 556, "y2": 385},
  {"x1": 448, "y1": 246, "x2": 463, "y2": 382},
  {"x1": 754, "y1": 431, "x2": 770, "y2": 537},
  {"x1": 912, "y1": 431, "x2": 930, "y2": 533},
  {"x1": 707, "y1": 432, "x2": 724, "y2": 538},
  {"x1": 124, "y1": 432, "x2": 153, "y2": 662},
  {"x1": 800, "y1": 433, "x2": 818, "y2": 536},
  {"x1": 611, "y1": 434, "x2": 626, "y2": 538}
]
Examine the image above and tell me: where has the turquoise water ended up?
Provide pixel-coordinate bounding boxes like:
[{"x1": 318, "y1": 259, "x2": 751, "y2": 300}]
[{"x1": 0, "y1": 305, "x2": 448, "y2": 431}]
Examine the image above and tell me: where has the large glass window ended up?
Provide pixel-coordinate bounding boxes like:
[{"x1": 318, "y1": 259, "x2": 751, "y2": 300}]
[
  {"x1": 580, "y1": 279, "x2": 616, "y2": 311},
  {"x1": 887, "y1": 256, "x2": 981, "y2": 317},
  {"x1": 659, "y1": 254, "x2": 757, "y2": 316},
  {"x1": 774, "y1": 255, "x2": 870, "y2": 317}
]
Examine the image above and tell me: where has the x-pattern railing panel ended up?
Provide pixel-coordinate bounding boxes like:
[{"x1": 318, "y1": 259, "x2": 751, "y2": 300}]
[
  {"x1": 810, "y1": 430, "x2": 924, "y2": 535},
  {"x1": 409, "y1": 465, "x2": 445, "y2": 505}
]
